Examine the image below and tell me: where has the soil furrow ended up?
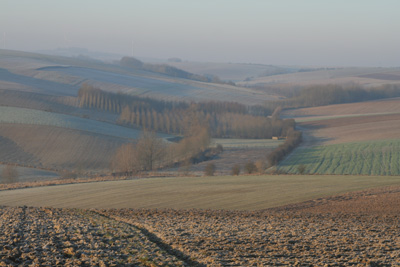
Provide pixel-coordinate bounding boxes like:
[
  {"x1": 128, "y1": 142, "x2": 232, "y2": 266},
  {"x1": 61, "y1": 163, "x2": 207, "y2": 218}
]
[{"x1": 94, "y1": 210, "x2": 205, "y2": 267}]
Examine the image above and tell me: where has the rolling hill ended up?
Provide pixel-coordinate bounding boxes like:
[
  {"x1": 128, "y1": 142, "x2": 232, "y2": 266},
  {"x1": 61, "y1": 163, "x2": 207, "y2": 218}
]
[
  {"x1": 0, "y1": 49, "x2": 275, "y2": 105},
  {"x1": 1, "y1": 48, "x2": 400, "y2": 179},
  {"x1": 0, "y1": 49, "x2": 274, "y2": 176}
]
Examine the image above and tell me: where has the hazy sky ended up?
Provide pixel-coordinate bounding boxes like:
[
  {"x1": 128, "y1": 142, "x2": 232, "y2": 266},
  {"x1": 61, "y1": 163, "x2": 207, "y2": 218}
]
[{"x1": 2, "y1": 0, "x2": 400, "y2": 66}]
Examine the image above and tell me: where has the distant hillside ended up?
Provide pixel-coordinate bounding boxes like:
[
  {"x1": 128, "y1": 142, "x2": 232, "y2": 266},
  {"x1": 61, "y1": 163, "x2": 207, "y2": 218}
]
[
  {"x1": 154, "y1": 60, "x2": 297, "y2": 82},
  {"x1": 238, "y1": 67, "x2": 400, "y2": 87},
  {"x1": 0, "y1": 49, "x2": 274, "y2": 105}
]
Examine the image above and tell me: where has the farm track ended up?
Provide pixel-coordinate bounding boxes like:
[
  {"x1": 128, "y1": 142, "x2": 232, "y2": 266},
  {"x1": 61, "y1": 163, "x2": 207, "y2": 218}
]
[
  {"x1": 94, "y1": 211, "x2": 205, "y2": 267},
  {"x1": 0, "y1": 206, "x2": 190, "y2": 267}
]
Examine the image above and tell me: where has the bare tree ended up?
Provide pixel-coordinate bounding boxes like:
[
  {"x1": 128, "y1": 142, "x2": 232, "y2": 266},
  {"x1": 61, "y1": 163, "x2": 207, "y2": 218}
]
[
  {"x1": 1, "y1": 164, "x2": 18, "y2": 184},
  {"x1": 136, "y1": 131, "x2": 166, "y2": 171},
  {"x1": 111, "y1": 143, "x2": 138, "y2": 175}
]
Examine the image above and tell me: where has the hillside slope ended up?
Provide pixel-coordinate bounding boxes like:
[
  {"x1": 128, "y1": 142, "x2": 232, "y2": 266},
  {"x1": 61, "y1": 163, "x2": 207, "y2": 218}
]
[
  {"x1": 0, "y1": 49, "x2": 275, "y2": 105},
  {"x1": 0, "y1": 124, "x2": 126, "y2": 172}
]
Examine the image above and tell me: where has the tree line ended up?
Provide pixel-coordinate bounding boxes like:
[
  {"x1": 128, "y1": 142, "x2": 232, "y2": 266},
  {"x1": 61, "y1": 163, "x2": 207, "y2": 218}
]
[{"x1": 78, "y1": 85, "x2": 294, "y2": 139}]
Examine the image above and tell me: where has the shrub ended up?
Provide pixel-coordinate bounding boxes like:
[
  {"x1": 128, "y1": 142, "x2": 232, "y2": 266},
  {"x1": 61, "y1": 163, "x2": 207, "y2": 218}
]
[
  {"x1": 204, "y1": 163, "x2": 216, "y2": 176},
  {"x1": 244, "y1": 161, "x2": 257, "y2": 174},
  {"x1": 231, "y1": 164, "x2": 240, "y2": 176}
]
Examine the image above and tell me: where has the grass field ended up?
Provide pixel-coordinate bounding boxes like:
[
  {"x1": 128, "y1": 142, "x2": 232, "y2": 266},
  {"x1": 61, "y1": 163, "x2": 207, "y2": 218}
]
[
  {"x1": 279, "y1": 139, "x2": 400, "y2": 175},
  {"x1": 1, "y1": 174, "x2": 400, "y2": 210}
]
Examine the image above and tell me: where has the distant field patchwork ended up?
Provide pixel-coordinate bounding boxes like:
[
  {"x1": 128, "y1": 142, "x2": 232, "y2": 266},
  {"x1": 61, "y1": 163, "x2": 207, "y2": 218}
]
[
  {"x1": 279, "y1": 139, "x2": 400, "y2": 175},
  {"x1": 0, "y1": 106, "x2": 149, "y2": 139}
]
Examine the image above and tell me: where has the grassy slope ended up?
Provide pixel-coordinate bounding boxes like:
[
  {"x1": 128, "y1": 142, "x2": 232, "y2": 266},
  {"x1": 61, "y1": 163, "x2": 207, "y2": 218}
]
[
  {"x1": 0, "y1": 124, "x2": 126, "y2": 171},
  {"x1": 1, "y1": 175, "x2": 400, "y2": 210}
]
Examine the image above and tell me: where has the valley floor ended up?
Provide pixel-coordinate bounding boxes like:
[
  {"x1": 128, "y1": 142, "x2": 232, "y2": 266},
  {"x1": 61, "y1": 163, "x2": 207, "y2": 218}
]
[{"x1": 1, "y1": 185, "x2": 400, "y2": 266}]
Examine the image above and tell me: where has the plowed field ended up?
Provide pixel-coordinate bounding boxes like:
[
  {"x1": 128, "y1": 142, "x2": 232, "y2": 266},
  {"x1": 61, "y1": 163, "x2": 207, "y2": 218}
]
[{"x1": 1, "y1": 185, "x2": 399, "y2": 266}]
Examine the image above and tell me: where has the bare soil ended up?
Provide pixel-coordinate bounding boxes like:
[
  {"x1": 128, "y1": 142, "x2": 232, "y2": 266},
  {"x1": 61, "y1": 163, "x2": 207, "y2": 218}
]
[
  {"x1": 299, "y1": 113, "x2": 400, "y2": 145},
  {"x1": 281, "y1": 98, "x2": 400, "y2": 146},
  {"x1": 1, "y1": 186, "x2": 399, "y2": 266},
  {"x1": 103, "y1": 186, "x2": 400, "y2": 266}
]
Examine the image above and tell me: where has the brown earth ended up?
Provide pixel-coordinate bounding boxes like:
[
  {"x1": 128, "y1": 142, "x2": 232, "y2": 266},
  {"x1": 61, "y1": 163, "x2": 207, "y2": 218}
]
[
  {"x1": 299, "y1": 113, "x2": 400, "y2": 145},
  {"x1": 0, "y1": 207, "x2": 189, "y2": 266},
  {"x1": 2, "y1": 186, "x2": 399, "y2": 266},
  {"x1": 283, "y1": 98, "x2": 400, "y2": 145},
  {"x1": 103, "y1": 186, "x2": 400, "y2": 266}
]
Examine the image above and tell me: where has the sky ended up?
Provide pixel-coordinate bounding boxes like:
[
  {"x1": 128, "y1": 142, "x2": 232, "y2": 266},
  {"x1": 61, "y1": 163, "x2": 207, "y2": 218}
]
[{"x1": 1, "y1": 0, "x2": 400, "y2": 67}]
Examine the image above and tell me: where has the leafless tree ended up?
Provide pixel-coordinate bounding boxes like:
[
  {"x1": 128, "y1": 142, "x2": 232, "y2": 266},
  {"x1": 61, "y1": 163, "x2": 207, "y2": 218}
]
[{"x1": 135, "y1": 131, "x2": 166, "y2": 171}]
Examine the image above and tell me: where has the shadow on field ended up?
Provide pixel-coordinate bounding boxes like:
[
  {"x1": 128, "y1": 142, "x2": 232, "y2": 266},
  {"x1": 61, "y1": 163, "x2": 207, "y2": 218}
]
[{"x1": 94, "y1": 211, "x2": 206, "y2": 267}]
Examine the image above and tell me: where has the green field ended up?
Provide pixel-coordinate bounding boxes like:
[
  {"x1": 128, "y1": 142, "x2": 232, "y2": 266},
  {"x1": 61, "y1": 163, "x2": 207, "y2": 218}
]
[
  {"x1": 1, "y1": 175, "x2": 400, "y2": 210},
  {"x1": 279, "y1": 139, "x2": 400, "y2": 175}
]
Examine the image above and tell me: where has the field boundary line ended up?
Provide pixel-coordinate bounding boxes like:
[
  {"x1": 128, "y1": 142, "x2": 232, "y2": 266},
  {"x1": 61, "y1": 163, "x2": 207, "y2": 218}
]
[{"x1": 92, "y1": 210, "x2": 205, "y2": 267}]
